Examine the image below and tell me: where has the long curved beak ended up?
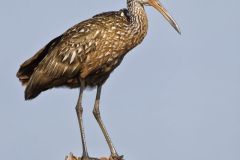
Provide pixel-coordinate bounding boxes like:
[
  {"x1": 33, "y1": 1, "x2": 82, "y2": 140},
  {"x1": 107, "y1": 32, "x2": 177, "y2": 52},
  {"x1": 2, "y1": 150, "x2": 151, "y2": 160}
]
[{"x1": 149, "y1": 0, "x2": 181, "y2": 34}]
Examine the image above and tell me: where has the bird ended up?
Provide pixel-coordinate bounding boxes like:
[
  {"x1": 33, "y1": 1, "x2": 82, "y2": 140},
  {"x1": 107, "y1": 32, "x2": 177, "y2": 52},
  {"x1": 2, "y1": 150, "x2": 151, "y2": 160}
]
[{"x1": 17, "y1": 0, "x2": 180, "y2": 159}]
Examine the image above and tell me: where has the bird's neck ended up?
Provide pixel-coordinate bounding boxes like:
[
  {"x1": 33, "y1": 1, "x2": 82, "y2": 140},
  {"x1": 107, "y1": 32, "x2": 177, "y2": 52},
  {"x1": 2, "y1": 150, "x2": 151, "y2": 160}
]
[{"x1": 127, "y1": 0, "x2": 148, "y2": 40}]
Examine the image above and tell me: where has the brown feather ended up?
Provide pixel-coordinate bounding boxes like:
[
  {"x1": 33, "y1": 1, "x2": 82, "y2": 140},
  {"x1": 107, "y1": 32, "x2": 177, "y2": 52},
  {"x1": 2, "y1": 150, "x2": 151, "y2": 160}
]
[
  {"x1": 17, "y1": 35, "x2": 63, "y2": 85},
  {"x1": 17, "y1": 4, "x2": 149, "y2": 99}
]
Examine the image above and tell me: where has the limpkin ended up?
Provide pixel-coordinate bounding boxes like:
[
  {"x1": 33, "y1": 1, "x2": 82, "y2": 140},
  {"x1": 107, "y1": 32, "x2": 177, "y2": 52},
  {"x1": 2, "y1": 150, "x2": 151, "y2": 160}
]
[{"x1": 17, "y1": 0, "x2": 180, "y2": 159}]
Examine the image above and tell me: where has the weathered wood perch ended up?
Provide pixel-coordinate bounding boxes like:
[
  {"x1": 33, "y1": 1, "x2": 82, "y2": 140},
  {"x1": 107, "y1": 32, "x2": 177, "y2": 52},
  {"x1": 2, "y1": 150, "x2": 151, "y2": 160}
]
[{"x1": 65, "y1": 153, "x2": 124, "y2": 160}]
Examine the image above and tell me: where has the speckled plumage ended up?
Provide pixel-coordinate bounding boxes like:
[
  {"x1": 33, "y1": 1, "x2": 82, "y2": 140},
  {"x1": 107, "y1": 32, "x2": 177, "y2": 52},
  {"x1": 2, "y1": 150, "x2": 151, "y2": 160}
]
[
  {"x1": 17, "y1": 1, "x2": 148, "y2": 99},
  {"x1": 17, "y1": 0, "x2": 180, "y2": 159}
]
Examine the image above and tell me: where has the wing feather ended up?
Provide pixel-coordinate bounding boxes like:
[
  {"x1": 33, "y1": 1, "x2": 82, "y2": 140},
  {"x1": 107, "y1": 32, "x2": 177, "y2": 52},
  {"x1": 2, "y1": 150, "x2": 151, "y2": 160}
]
[
  {"x1": 23, "y1": 9, "x2": 130, "y2": 99},
  {"x1": 25, "y1": 26, "x2": 101, "y2": 99}
]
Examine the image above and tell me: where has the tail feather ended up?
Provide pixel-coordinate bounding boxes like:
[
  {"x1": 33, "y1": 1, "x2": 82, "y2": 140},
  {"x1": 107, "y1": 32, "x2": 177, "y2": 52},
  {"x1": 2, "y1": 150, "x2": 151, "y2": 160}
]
[
  {"x1": 17, "y1": 35, "x2": 62, "y2": 87},
  {"x1": 17, "y1": 35, "x2": 63, "y2": 99},
  {"x1": 24, "y1": 74, "x2": 42, "y2": 100},
  {"x1": 24, "y1": 72, "x2": 53, "y2": 100},
  {"x1": 25, "y1": 85, "x2": 41, "y2": 100}
]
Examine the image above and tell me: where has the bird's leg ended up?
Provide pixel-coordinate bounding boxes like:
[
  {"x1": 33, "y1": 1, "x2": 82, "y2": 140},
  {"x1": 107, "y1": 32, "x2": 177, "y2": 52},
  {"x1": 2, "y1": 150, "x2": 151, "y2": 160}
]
[
  {"x1": 75, "y1": 82, "x2": 89, "y2": 159},
  {"x1": 93, "y1": 85, "x2": 122, "y2": 159}
]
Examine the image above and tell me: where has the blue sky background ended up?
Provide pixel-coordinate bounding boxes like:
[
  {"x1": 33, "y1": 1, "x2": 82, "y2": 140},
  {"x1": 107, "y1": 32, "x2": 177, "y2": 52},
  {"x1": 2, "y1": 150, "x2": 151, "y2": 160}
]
[{"x1": 0, "y1": 0, "x2": 240, "y2": 160}]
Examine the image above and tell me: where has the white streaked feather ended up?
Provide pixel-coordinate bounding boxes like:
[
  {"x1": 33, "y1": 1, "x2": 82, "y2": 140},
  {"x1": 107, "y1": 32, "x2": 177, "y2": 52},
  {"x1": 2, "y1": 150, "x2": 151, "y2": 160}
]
[
  {"x1": 79, "y1": 28, "x2": 85, "y2": 32},
  {"x1": 72, "y1": 66, "x2": 78, "y2": 73},
  {"x1": 62, "y1": 53, "x2": 69, "y2": 62},
  {"x1": 53, "y1": 62, "x2": 58, "y2": 71},
  {"x1": 70, "y1": 51, "x2": 76, "y2": 64},
  {"x1": 62, "y1": 66, "x2": 68, "y2": 75},
  {"x1": 77, "y1": 48, "x2": 83, "y2": 53},
  {"x1": 105, "y1": 52, "x2": 111, "y2": 56},
  {"x1": 50, "y1": 59, "x2": 55, "y2": 67}
]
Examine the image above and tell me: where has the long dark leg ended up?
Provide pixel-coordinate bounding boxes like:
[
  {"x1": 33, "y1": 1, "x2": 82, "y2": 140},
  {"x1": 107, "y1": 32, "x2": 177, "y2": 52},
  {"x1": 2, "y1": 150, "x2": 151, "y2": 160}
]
[
  {"x1": 93, "y1": 85, "x2": 120, "y2": 158},
  {"x1": 75, "y1": 82, "x2": 89, "y2": 158}
]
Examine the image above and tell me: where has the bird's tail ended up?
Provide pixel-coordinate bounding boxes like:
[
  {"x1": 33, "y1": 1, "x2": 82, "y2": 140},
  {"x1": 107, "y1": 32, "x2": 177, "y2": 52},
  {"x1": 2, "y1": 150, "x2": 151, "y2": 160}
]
[
  {"x1": 16, "y1": 47, "x2": 48, "y2": 100},
  {"x1": 17, "y1": 36, "x2": 62, "y2": 86},
  {"x1": 24, "y1": 73, "x2": 52, "y2": 100},
  {"x1": 16, "y1": 48, "x2": 45, "y2": 86},
  {"x1": 17, "y1": 35, "x2": 63, "y2": 99},
  {"x1": 25, "y1": 84, "x2": 41, "y2": 100}
]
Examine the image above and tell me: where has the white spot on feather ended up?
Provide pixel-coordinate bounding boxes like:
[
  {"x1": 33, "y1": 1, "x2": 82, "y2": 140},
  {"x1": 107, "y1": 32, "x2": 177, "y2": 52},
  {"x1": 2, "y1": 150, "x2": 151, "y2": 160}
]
[
  {"x1": 86, "y1": 55, "x2": 90, "y2": 61},
  {"x1": 62, "y1": 54, "x2": 69, "y2": 62},
  {"x1": 79, "y1": 28, "x2": 85, "y2": 32},
  {"x1": 63, "y1": 66, "x2": 68, "y2": 75},
  {"x1": 53, "y1": 62, "x2": 58, "y2": 71},
  {"x1": 50, "y1": 59, "x2": 55, "y2": 67},
  {"x1": 77, "y1": 48, "x2": 83, "y2": 53},
  {"x1": 98, "y1": 55, "x2": 103, "y2": 59},
  {"x1": 120, "y1": 12, "x2": 124, "y2": 17},
  {"x1": 107, "y1": 57, "x2": 113, "y2": 62},
  {"x1": 103, "y1": 34, "x2": 107, "y2": 38},
  {"x1": 94, "y1": 30, "x2": 100, "y2": 37},
  {"x1": 105, "y1": 52, "x2": 111, "y2": 56},
  {"x1": 88, "y1": 41, "x2": 93, "y2": 47},
  {"x1": 70, "y1": 51, "x2": 76, "y2": 64},
  {"x1": 72, "y1": 66, "x2": 78, "y2": 73}
]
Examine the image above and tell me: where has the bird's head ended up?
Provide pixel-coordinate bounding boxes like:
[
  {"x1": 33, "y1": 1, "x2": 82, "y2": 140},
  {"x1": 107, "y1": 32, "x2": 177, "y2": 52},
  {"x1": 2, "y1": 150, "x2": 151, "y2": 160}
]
[{"x1": 136, "y1": 0, "x2": 181, "y2": 34}]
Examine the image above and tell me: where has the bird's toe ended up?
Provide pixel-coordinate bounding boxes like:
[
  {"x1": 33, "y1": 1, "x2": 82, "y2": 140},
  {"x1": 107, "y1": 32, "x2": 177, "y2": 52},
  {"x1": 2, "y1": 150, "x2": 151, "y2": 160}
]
[{"x1": 109, "y1": 155, "x2": 124, "y2": 160}]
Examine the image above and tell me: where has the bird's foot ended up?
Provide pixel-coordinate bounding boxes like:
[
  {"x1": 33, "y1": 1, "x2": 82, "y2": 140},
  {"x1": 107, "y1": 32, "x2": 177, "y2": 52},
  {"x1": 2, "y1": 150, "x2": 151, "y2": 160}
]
[
  {"x1": 109, "y1": 155, "x2": 124, "y2": 160},
  {"x1": 65, "y1": 153, "x2": 124, "y2": 160},
  {"x1": 65, "y1": 153, "x2": 99, "y2": 160}
]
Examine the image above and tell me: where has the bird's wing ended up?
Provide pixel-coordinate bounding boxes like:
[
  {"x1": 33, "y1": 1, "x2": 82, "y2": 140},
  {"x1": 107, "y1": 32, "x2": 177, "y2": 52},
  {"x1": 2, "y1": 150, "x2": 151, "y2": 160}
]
[
  {"x1": 32, "y1": 27, "x2": 101, "y2": 80},
  {"x1": 25, "y1": 10, "x2": 130, "y2": 99},
  {"x1": 79, "y1": 10, "x2": 131, "y2": 78},
  {"x1": 34, "y1": 10, "x2": 130, "y2": 80},
  {"x1": 25, "y1": 22, "x2": 102, "y2": 99},
  {"x1": 31, "y1": 9, "x2": 129, "y2": 81}
]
